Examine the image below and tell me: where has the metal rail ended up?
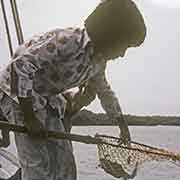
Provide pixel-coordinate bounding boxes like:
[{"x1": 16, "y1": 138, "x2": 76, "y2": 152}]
[
  {"x1": 0, "y1": 0, "x2": 24, "y2": 58},
  {"x1": 0, "y1": 0, "x2": 13, "y2": 56},
  {"x1": 10, "y1": 0, "x2": 24, "y2": 45}
]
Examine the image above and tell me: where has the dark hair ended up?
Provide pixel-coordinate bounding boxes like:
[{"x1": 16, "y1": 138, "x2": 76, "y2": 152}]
[{"x1": 85, "y1": 0, "x2": 146, "y2": 58}]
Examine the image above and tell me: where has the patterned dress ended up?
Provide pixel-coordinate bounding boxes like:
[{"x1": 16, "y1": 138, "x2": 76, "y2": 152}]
[{"x1": 0, "y1": 27, "x2": 123, "y2": 180}]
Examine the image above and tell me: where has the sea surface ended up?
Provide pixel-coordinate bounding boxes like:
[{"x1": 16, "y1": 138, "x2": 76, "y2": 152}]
[{"x1": 1, "y1": 126, "x2": 180, "y2": 180}]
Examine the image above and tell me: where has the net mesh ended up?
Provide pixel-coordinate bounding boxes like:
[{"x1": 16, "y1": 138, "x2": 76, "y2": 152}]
[{"x1": 96, "y1": 134, "x2": 180, "y2": 179}]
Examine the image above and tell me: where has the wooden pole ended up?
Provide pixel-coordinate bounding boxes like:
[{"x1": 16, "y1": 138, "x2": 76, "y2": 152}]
[
  {"x1": 0, "y1": 121, "x2": 100, "y2": 144},
  {"x1": 0, "y1": 121, "x2": 178, "y2": 159}
]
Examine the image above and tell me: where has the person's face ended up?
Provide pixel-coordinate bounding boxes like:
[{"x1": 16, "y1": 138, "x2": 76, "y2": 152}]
[
  {"x1": 113, "y1": 46, "x2": 128, "y2": 58},
  {"x1": 101, "y1": 42, "x2": 129, "y2": 61},
  {"x1": 104, "y1": 35, "x2": 143, "y2": 61},
  {"x1": 94, "y1": 32, "x2": 144, "y2": 62}
]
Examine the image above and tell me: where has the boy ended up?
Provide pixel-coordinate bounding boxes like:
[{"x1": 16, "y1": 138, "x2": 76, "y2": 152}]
[{"x1": 0, "y1": 0, "x2": 146, "y2": 179}]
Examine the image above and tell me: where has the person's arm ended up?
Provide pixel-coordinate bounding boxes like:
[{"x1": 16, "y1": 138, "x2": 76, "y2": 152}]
[
  {"x1": 10, "y1": 57, "x2": 43, "y2": 135},
  {"x1": 10, "y1": 32, "x2": 57, "y2": 136},
  {"x1": 17, "y1": 97, "x2": 45, "y2": 137},
  {"x1": 72, "y1": 85, "x2": 97, "y2": 111},
  {"x1": 87, "y1": 71, "x2": 131, "y2": 144}
]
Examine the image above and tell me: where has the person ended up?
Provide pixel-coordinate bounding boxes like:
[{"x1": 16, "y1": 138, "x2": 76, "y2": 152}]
[
  {"x1": 0, "y1": 44, "x2": 78, "y2": 180},
  {"x1": 0, "y1": 0, "x2": 146, "y2": 179},
  {"x1": 0, "y1": 90, "x2": 80, "y2": 180}
]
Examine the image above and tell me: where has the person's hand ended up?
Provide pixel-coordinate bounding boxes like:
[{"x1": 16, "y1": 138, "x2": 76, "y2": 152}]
[
  {"x1": 116, "y1": 116, "x2": 131, "y2": 145},
  {"x1": 24, "y1": 113, "x2": 47, "y2": 139},
  {"x1": 18, "y1": 97, "x2": 48, "y2": 139}
]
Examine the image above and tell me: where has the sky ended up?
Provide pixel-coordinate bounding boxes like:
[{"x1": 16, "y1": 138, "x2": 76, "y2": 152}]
[
  {"x1": 0, "y1": 0, "x2": 180, "y2": 116},
  {"x1": 149, "y1": 0, "x2": 180, "y2": 8}
]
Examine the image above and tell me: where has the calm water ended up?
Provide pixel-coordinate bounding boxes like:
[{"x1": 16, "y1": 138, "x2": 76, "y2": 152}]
[
  {"x1": 1, "y1": 126, "x2": 180, "y2": 180},
  {"x1": 72, "y1": 126, "x2": 180, "y2": 180}
]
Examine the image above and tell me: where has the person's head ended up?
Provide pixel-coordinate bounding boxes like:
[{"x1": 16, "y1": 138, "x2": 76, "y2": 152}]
[{"x1": 85, "y1": 0, "x2": 146, "y2": 60}]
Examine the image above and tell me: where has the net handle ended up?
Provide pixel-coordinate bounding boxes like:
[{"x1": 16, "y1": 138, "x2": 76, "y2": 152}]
[
  {"x1": 96, "y1": 134, "x2": 180, "y2": 159},
  {"x1": 0, "y1": 121, "x2": 179, "y2": 160},
  {"x1": 98, "y1": 134, "x2": 169, "y2": 151},
  {"x1": 0, "y1": 121, "x2": 100, "y2": 144}
]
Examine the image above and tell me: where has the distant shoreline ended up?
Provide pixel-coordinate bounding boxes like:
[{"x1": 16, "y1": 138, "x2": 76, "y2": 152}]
[{"x1": 71, "y1": 109, "x2": 180, "y2": 126}]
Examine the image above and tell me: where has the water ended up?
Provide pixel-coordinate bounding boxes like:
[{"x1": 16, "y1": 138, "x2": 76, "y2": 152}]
[
  {"x1": 1, "y1": 126, "x2": 180, "y2": 179},
  {"x1": 72, "y1": 126, "x2": 180, "y2": 180}
]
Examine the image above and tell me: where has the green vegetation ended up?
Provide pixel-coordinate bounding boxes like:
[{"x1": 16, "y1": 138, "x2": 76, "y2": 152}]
[{"x1": 72, "y1": 110, "x2": 180, "y2": 126}]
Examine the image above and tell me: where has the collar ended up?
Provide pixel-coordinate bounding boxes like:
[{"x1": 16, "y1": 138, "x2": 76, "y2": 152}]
[{"x1": 82, "y1": 28, "x2": 92, "y2": 48}]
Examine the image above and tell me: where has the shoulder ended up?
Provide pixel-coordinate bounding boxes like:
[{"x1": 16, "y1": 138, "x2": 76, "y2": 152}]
[
  {"x1": 56, "y1": 27, "x2": 83, "y2": 46},
  {"x1": 56, "y1": 27, "x2": 85, "y2": 56},
  {"x1": 13, "y1": 29, "x2": 59, "y2": 58}
]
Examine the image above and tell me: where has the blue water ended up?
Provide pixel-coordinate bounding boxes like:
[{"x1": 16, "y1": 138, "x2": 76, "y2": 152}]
[{"x1": 1, "y1": 126, "x2": 180, "y2": 180}]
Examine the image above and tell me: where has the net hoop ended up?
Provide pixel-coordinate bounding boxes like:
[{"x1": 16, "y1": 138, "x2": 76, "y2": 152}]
[{"x1": 95, "y1": 134, "x2": 180, "y2": 179}]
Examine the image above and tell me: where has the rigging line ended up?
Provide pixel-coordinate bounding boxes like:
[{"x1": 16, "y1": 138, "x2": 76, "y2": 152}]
[
  {"x1": 0, "y1": 0, "x2": 13, "y2": 56},
  {"x1": 10, "y1": 0, "x2": 24, "y2": 45}
]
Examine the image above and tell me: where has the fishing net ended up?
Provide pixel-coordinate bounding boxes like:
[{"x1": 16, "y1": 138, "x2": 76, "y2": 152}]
[
  {"x1": 1, "y1": 121, "x2": 180, "y2": 179},
  {"x1": 95, "y1": 134, "x2": 180, "y2": 179}
]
